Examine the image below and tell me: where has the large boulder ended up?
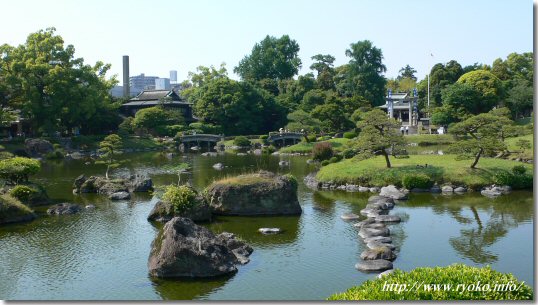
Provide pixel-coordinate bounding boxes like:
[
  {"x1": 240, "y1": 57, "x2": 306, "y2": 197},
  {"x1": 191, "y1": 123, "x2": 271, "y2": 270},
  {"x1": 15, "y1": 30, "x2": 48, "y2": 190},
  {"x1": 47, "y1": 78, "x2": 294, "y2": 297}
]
[
  {"x1": 24, "y1": 138, "x2": 53, "y2": 157},
  {"x1": 148, "y1": 194, "x2": 212, "y2": 223},
  {"x1": 148, "y1": 217, "x2": 252, "y2": 278},
  {"x1": 205, "y1": 171, "x2": 301, "y2": 216},
  {"x1": 379, "y1": 185, "x2": 408, "y2": 200},
  {"x1": 73, "y1": 175, "x2": 153, "y2": 197}
]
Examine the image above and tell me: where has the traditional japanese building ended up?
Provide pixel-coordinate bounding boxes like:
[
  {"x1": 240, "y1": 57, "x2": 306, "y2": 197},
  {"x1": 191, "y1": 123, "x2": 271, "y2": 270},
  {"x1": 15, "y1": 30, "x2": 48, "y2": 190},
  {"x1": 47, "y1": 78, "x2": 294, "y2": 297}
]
[
  {"x1": 119, "y1": 90, "x2": 195, "y2": 123},
  {"x1": 378, "y1": 92, "x2": 419, "y2": 127}
]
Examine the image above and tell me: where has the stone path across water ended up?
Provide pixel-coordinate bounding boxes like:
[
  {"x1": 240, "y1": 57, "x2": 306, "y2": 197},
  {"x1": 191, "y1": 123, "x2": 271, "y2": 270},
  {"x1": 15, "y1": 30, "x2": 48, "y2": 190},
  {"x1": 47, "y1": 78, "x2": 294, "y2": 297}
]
[{"x1": 341, "y1": 185, "x2": 408, "y2": 274}]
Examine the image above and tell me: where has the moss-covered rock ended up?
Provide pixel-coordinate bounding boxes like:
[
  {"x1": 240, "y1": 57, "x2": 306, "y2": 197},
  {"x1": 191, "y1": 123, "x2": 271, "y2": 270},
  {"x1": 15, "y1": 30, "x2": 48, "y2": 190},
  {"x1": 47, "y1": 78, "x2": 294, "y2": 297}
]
[
  {"x1": 204, "y1": 171, "x2": 301, "y2": 216},
  {"x1": 6, "y1": 183, "x2": 49, "y2": 206},
  {"x1": 148, "y1": 185, "x2": 211, "y2": 222},
  {"x1": 0, "y1": 194, "x2": 36, "y2": 225},
  {"x1": 73, "y1": 174, "x2": 153, "y2": 200}
]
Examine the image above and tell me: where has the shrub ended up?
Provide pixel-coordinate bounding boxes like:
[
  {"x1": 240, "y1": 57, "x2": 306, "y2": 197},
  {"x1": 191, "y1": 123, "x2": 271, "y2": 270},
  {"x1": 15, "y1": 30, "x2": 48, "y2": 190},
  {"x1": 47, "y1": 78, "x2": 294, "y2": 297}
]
[
  {"x1": 0, "y1": 151, "x2": 14, "y2": 160},
  {"x1": 328, "y1": 264, "x2": 533, "y2": 300},
  {"x1": 312, "y1": 142, "x2": 334, "y2": 161},
  {"x1": 342, "y1": 148, "x2": 358, "y2": 159},
  {"x1": 494, "y1": 170, "x2": 533, "y2": 189},
  {"x1": 321, "y1": 160, "x2": 330, "y2": 166},
  {"x1": 188, "y1": 122, "x2": 222, "y2": 134},
  {"x1": 305, "y1": 135, "x2": 317, "y2": 142},
  {"x1": 283, "y1": 174, "x2": 298, "y2": 191},
  {"x1": 0, "y1": 157, "x2": 41, "y2": 184},
  {"x1": 118, "y1": 117, "x2": 134, "y2": 136},
  {"x1": 262, "y1": 145, "x2": 276, "y2": 154},
  {"x1": 162, "y1": 185, "x2": 198, "y2": 214},
  {"x1": 45, "y1": 150, "x2": 65, "y2": 160},
  {"x1": 343, "y1": 131, "x2": 357, "y2": 139},
  {"x1": 9, "y1": 185, "x2": 38, "y2": 203},
  {"x1": 317, "y1": 136, "x2": 332, "y2": 141},
  {"x1": 512, "y1": 165, "x2": 527, "y2": 175},
  {"x1": 233, "y1": 136, "x2": 251, "y2": 147},
  {"x1": 402, "y1": 173, "x2": 433, "y2": 189}
]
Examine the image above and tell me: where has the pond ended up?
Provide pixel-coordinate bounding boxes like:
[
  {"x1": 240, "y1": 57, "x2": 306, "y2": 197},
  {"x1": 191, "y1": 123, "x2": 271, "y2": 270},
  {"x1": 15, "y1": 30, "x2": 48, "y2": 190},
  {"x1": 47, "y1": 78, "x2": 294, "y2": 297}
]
[{"x1": 0, "y1": 152, "x2": 533, "y2": 300}]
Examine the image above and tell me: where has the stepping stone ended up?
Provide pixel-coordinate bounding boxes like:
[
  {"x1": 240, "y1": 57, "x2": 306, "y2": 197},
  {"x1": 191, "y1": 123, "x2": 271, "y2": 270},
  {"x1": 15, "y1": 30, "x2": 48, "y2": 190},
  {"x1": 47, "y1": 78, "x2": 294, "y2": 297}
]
[
  {"x1": 363, "y1": 236, "x2": 392, "y2": 244},
  {"x1": 377, "y1": 269, "x2": 394, "y2": 278},
  {"x1": 454, "y1": 186, "x2": 467, "y2": 193},
  {"x1": 367, "y1": 195, "x2": 395, "y2": 205},
  {"x1": 360, "y1": 246, "x2": 397, "y2": 261},
  {"x1": 360, "y1": 208, "x2": 380, "y2": 218},
  {"x1": 369, "y1": 187, "x2": 380, "y2": 193},
  {"x1": 380, "y1": 185, "x2": 408, "y2": 200},
  {"x1": 361, "y1": 222, "x2": 386, "y2": 230},
  {"x1": 341, "y1": 213, "x2": 361, "y2": 221},
  {"x1": 355, "y1": 259, "x2": 393, "y2": 272},
  {"x1": 375, "y1": 215, "x2": 402, "y2": 223},
  {"x1": 353, "y1": 218, "x2": 376, "y2": 228},
  {"x1": 367, "y1": 241, "x2": 396, "y2": 250},
  {"x1": 358, "y1": 227, "x2": 390, "y2": 238},
  {"x1": 258, "y1": 228, "x2": 282, "y2": 234}
]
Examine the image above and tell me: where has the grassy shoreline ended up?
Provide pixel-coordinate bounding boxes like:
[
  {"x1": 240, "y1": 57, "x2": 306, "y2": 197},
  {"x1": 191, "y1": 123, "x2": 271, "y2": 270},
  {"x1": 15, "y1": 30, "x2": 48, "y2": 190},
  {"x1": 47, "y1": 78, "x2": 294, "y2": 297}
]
[
  {"x1": 279, "y1": 138, "x2": 350, "y2": 154},
  {"x1": 316, "y1": 155, "x2": 533, "y2": 190}
]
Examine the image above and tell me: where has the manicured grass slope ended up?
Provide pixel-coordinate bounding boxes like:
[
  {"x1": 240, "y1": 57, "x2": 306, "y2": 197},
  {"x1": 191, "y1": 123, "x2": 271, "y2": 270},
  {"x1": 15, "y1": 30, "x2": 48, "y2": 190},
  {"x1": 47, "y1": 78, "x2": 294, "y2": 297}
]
[
  {"x1": 405, "y1": 134, "x2": 456, "y2": 146},
  {"x1": 279, "y1": 138, "x2": 350, "y2": 153},
  {"x1": 505, "y1": 134, "x2": 533, "y2": 159},
  {"x1": 328, "y1": 264, "x2": 533, "y2": 300},
  {"x1": 316, "y1": 155, "x2": 532, "y2": 189}
]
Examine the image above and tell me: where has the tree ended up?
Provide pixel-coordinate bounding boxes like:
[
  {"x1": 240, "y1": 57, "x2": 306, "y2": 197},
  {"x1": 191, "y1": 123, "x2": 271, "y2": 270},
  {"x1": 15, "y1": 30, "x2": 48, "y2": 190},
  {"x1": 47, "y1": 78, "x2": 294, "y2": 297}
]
[
  {"x1": 506, "y1": 79, "x2": 533, "y2": 118},
  {"x1": 97, "y1": 134, "x2": 123, "y2": 179},
  {"x1": 456, "y1": 70, "x2": 503, "y2": 107},
  {"x1": 234, "y1": 35, "x2": 301, "y2": 81},
  {"x1": 354, "y1": 109, "x2": 405, "y2": 168},
  {"x1": 449, "y1": 111, "x2": 511, "y2": 168},
  {"x1": 0, "y1": 28, "x2": 117, "y2": 135},
  {"x1": 131, "y1": 106, "x2": 184, "y2": 136},
  {"x1": 441, "y1": 83, "x2": 491, "y2": 116},
  {"x1": 343, "y1": 40, "x2": 387, "y2": 106},
  {"x1": 311, "y1": 101, "x2": 354, "y2": 133},
  {"x1": 285, "y1": 109, "x2": 321, "y2": 134},
  {"x1": 276, "y1": 74, "x2": 316, "y2": 111},
  {"x1": 193, "y1": 77, "x2": 285, "y2": 135},
  {"x1": 310, "y1": 54, "x2": 336, "y2": 90},
  {"x1": 164, "y1": 163, "x2": 191, "y2": 186},
  {"x1": 397, "y1": 65, "x2": 417, "y2": 81}
]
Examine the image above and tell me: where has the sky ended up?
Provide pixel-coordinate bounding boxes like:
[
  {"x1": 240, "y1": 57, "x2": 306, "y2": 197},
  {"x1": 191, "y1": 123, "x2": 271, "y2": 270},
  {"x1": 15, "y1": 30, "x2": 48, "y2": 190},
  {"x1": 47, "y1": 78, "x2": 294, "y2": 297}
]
[{"x1": 1, "y1": 0, "x2": 534, "y2": 83}]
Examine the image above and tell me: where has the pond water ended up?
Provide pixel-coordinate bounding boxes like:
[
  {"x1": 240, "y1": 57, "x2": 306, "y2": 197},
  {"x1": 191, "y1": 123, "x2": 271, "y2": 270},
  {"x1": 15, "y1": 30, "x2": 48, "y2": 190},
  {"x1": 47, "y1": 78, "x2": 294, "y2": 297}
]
[{"x1": 0, "y1": 152, "x2": 533, "y2": 300}]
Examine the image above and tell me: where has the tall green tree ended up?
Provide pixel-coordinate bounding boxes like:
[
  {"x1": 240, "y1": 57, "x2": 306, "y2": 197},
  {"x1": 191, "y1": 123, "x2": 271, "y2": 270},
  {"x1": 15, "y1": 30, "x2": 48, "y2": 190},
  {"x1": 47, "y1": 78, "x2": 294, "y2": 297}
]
[
  {"x1": 449, "y1": 111, "x2": 511, "y2": 168},
  {"x1": 397, "y1": 65, "x2": 417, "y2": 81},
  {"x1": 193, "y1": 77, "x2": 285, "y2": 135},
  {"x1": 342, "y1": 40, "x2": 387, "y2": 106},
  {"x1": 354, "y1": 109, "x2": 405, "y2": 168},
  {"x1": 0, "y1": 28, "x2": 117, "y2": 135},
  {"x1": 310, "y1": 54, "x2": 336, "y2": 90},
  {"x1": 457, "y1": 70, "x2": 503, "y2": 107},
  {"x1": 234, "y1": 35, "x2": 301, "y2": 81}
]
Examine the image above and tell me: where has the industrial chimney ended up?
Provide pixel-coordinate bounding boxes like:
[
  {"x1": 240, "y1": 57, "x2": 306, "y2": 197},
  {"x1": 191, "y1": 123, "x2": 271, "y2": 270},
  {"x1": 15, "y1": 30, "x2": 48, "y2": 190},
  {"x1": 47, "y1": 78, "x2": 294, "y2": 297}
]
[{"x1": 122, "y1": 55, "x2": 130, "y2": 98}]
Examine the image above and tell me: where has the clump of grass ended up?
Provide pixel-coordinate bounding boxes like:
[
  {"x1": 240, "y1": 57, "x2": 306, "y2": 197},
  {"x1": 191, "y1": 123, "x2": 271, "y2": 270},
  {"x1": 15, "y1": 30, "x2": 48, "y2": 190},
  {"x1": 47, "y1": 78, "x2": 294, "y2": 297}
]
[
  {"x1": 328, "y1": 264, "x2": 533, "y2": 300},
  {"x1": 0, "y1": 194, "x2": 35, "y2": 224}
]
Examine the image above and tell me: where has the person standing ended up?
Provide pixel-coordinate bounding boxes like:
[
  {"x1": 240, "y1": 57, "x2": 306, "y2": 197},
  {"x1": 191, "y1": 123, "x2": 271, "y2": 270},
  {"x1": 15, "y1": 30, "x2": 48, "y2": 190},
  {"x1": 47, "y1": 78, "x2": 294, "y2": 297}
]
[
  {"x1": 400, "y1": 126, "x2": 404, "y2": 135},
  {"x1": 405, "y1": 126, "x2": 409, "y2": 135}
]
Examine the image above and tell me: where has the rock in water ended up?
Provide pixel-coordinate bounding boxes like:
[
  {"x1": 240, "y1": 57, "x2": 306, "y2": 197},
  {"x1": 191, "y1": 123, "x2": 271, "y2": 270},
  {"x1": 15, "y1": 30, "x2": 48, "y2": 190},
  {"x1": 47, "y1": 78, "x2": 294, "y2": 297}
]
[
  {"x1": 47, "y1": 203, "x2": 82, "y2": 215},
  {"x1": 363, "y1": 236, "x2": 392, "y2": 244},
  {"x1": 358, "y1": 227, "x2": 390, "y2": 238},
  {"x1": 355, "y1": 260, "x2": 393, "y2": 272},
  {"x1": 375, "y1": 215, "x2": 401, "y2": 223},
  {"x1": 258, "y1": 228, "x2": 282, "y2": 234},
  {"x1": 24, "y1": 138, "x2": 53, "y2": 157},
  {"x1": 127, "y1": 175, "x2": 153, "y2": 192},
  {"x1": 360, "y1": 246, "x2": 397, "y2": 261},
  {"x1": 341, "y1": 213, "x2": 361, "y2": 220},
  {"x1": 213, "y1": 163, "x2": 224, "y2": 170},
  {"x1": 148, "y1": 217, "x2": 252, "y2": 278},
  {"x1": 278, "y1": 160, "x2": 290, "y2": 167},
  {"x1": 367, "y1": 241, "x2": 396, "y2": 250},
  {"x1": 205, "y1": 171, "x2": 301, "y2": 215},
  {"x1": 379, "y1": 185, "x2": 408, "y2": 200},
  {"x1": 109, "y1": 191, "x2": 131, "y2": 201},
  {"x1": 147, "y1": 191, "x2": 212, "y2": 223},
  {"x1": 377, "y1": 269, "x2": 394, "y2": 278}
]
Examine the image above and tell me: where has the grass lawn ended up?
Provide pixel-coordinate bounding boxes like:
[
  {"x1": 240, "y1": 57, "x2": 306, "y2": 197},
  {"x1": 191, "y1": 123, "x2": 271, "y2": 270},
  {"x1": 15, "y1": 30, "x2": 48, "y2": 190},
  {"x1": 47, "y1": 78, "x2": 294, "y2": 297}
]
[
  {"x1": 405, "y1": 134, "x2": 456, "y2": 146},
  {"x1": 316, "y1": 154, "x2": 533, "y2": 189},
  {"x1": 505, "y1": 134, "x2": 533, "y2": 159},
  {"x1": 279, "y1": 138, "x2": 351, "y2": 154}
]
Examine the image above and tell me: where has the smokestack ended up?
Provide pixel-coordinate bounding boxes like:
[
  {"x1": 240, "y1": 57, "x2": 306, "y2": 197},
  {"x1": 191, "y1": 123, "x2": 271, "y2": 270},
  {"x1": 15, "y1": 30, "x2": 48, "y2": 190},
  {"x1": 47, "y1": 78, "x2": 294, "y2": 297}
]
[{"x1": 123, "y1": 55, "x2": 130, "y2": 98}]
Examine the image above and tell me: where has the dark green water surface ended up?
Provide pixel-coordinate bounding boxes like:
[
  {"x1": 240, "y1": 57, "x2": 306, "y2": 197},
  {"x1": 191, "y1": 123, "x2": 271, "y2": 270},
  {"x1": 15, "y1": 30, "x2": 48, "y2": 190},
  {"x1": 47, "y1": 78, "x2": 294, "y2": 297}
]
[{"x1": 0, "y1": 152, "x2": 533, "y2": 300}]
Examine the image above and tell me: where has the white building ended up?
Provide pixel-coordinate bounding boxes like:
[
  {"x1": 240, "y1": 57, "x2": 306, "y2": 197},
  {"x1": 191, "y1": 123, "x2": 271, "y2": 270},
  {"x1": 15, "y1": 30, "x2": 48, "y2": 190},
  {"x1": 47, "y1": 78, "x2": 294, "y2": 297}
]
[
  {"x1": 130, "y1": 73, "x2": 158, "y2": 95},
  {"x1": 155, "y1": 78, "x2": 171, "y2": 90}
]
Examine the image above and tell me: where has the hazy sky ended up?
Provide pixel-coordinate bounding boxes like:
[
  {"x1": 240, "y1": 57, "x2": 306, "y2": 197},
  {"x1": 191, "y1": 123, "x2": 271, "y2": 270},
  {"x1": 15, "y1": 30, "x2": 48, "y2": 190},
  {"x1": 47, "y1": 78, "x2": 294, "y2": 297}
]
[{"x1": 1, "y1": 0, "x2": 533, "y2": 83}]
